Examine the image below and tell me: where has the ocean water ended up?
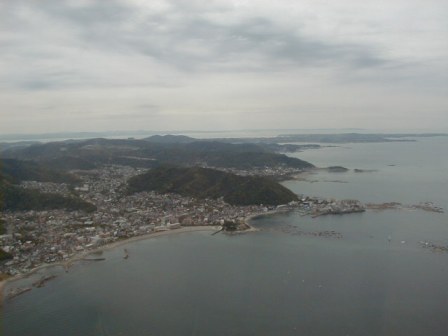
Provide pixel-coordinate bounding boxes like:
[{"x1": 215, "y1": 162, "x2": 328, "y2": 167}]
[
  {"x1": 2, "y1": 136, "x2": 448, "y2": 336},
  {"x1": 284, "y1": 136, "x2": 448, "y2": 206}
]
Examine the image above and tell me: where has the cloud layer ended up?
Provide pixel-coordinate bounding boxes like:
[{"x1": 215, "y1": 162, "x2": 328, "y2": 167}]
[{"x1": 1, "y1": 0, "x2": 447, "y2": 133}]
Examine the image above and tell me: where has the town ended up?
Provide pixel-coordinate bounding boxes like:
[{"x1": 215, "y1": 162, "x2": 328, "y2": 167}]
[{"x1": 0, "y1": 164, "x2": 366, "y2": 277}]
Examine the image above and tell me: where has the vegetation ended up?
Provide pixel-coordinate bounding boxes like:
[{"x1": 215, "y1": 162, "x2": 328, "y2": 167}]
[
  {"x1": 145, "y1": 134, "x2": 196, "y2": 143},
  {"x1": 42, "y1": 156, "x2": 97, "y2": 170},
  {"x1": 0, "y1": 248, "x2": 13, "y2": 261},
  {"x1": 327, "y1": 166, "x2": 349, "y2": 172},
  {"x1": 0, "y1": 158, "x2": 94, "y2": 212},
  {"x1": 0, "y1": 219, "x2": 6, "y2": 235},
  {"x1": 139, "y1": 141, "x2": 314, "y2": 169},
  {"x1": 128, "y1": 166, "x2": 298, "y2": 206},
  {"x1": 0, "y1": 158, "x2": 80, "y2": 184},
  {"x1": 0, "y1": 177, "x2": 96, "y2": 213},
  {"x1": 222, "y1": 220, "x2": 238, "y2": 231},
  {"x1": 2, "y1": 138, "x2": 314, "y2": 170}
]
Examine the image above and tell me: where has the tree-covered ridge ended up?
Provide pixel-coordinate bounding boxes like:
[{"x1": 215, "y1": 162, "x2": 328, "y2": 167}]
[
  {"x1": 0, "y1": 248, "x2": 13, "y2": 261},
  {"x1": 0, "y1": 218, "x2": 6, "y2": 235},
  {"x1": 2, "y1": 138, "x2": 314, "y2": 171},
  {"x1": 128, "y1": 166, "x2": 298, "y2": 206},
  {"x1": 0, "y1": 171, "x2": 95, "y2": 213},
  {"x1": 0, "y1": 183, "x2": 96, "y2": 212},
  {"x1": 0, "y1": 158, "x2": 80, "y2": 184}
]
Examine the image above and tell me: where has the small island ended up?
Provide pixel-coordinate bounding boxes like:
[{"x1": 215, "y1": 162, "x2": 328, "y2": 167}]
[{"x1": 326, "y1": 166, "x2": 349, "y2": 173}]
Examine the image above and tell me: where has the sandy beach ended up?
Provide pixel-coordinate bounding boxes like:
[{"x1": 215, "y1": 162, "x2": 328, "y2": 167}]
[
  {"x1": 0, "y1": 224, "x2": 235, "y2": 305},
  {"x1": 78, "y1": 225, "x2": 221, "y2": 256},
  {"x1": 0, "y1": 213, "x2": 271, "y2": 306}
]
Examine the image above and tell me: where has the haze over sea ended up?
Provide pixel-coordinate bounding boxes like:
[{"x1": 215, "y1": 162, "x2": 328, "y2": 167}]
[{"x1": 3, "y1": 134, "x2": 448, "y2": 336}]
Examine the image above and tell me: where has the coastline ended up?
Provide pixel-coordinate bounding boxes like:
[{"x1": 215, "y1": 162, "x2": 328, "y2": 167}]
[
  {"x1": 1, "y1": 223, "x2": 260, "y2": 306},
  {"x1": 1, "y1": 205, "x2": 380, "y2": 305},
  {"x1": 78, "y1": 225, "x2": 221, "y2": 255}
]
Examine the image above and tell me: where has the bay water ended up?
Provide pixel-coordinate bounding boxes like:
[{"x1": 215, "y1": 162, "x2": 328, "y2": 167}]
[{"x1": 2, "y1": 136, "x2": 448, "y2": 336}]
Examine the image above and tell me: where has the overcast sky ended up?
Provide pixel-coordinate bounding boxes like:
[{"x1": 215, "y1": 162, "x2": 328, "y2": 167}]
[{"x1": 1, "y1": 0, "x2": 447, "y2": 134}]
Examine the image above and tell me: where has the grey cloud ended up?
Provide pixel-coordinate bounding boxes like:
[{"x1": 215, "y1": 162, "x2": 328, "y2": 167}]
[
  {"x1": 19, "y1": 79, "x2": 61, "y2": 91},
  {"x1": 2, "y1": 0, "x2": 442, "y2": 96},
  {"x1": 2, "y1": 0, "x2": 388, "y2": 73},
  {"x1": 97, "y1": 105, "x2": 162, "y2": 120},
  {"x1": 115, "y1": 12, "x2": 389, "y2": 72},
  {"x1": 15, "y1": 69, "x2": 87, "y2": 91},
  {"x1": 135, "y1": 104, "x2": 160, "y2": 111},
  {"x1": 1, "y1": 0, "x2": 447, "y2": 133},
  {"x1": 28, "y1": 0, "x2": 131, "y2": 27},
  {"x1": 0, "y1": 63, "x2": 96, "y2": 91}
]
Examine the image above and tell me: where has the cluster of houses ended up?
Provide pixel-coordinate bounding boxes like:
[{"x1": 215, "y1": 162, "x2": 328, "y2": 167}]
[
  {"x1": 0, "y1": 165, "x2": 366, "y2": 277},
  {"x1": 0, "y1": 165, "x2": 273, "y2": 276}
]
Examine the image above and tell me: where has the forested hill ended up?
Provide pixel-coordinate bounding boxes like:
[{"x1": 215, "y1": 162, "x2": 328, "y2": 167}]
[
  {"x1": 0, "y1": 161, "x2": 95, "y2": 212},
  {"x1": 0, "y1": 180, "x2": 96, "y2": 212},
  {"x1": 128, "y1": 166, "x2": 298, "y2": 206},
  {"x1": 1, "y1": 158, "x2": 80, "y2": 184},
  {"x1": 2, "y1": 138, "x2": 314, "y2": 171}
]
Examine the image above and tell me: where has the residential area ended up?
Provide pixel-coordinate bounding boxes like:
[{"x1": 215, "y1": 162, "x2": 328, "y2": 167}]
[{"x1": 0, "y1": 164, "x2": 366, "y2": 277}]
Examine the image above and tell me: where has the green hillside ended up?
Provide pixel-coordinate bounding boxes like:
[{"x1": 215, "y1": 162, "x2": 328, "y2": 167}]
[
  {"x1": 0, "y1": 158, "x2": 80, "y2": 184},
  {"x1": 2, "y1": 138, "x2": 314, "y2": 171},
  {"x1": 0, "y1": 174, "x2": 95, "y2": 212},
  {"x1": 128, "y1": 166, "x2": 298, "y2": 206}
]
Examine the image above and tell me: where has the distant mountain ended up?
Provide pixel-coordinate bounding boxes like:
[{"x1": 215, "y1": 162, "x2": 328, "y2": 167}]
[
  {"x1": 0, "y1": 130, "x2": 153, "y2": 142},
  {"x1": 206, "y1": 132, "x2": 448, "y2": 144},
  {"x1": 128, "y1": 166, "x2": 298, "y2": 206},
  {"x1": 0, "y1": 141, "x2": 41, "y2": 152},
  {"x1": 41, "y1": 156, "x2": 98, "y2": 171},
  {"x1": 277, "y1": 133, "x2": 412, "y2": 143},
  {"x1": 2, "y1": 138, "x2": 314, "y2": 171},
  {"x1": 144, "y1": 134, "x2": 196, "y2": 143}
]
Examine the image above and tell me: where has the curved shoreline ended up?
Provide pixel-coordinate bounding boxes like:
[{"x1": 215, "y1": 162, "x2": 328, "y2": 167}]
[
  {"x1": 1, "y1": 222, "x2": 262, "y2": 305},
  {"x1": 0, "y1": 226, "x2": 220, "y2": 305},
  {"x1": 0, "y1": 206, "x2": 369, "y2": 304}
]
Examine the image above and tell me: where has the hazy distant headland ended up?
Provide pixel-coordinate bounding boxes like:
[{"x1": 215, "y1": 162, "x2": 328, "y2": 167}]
[
  {"x1": 209, "y1": 132, "x2": 448, "y2": 144},
  {"x1": 1, "y1": 130, "x2": 447, "y2": 143},
  {"x1": 0, "y1": 136, "x2": 314, "y2": 171}
]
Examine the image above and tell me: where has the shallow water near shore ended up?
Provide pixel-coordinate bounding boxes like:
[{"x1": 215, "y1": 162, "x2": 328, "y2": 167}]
[
  {"x1": 284, "y1": 136, "x2": 448, "y2": 206},
  {"x1": 2, "y1": 136, "x2": 448, "y2": 336}
]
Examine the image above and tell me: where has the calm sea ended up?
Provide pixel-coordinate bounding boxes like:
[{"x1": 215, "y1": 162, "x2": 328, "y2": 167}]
[{"x1": 2, "y1": 136, "x2": 448, "y2": 336}]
